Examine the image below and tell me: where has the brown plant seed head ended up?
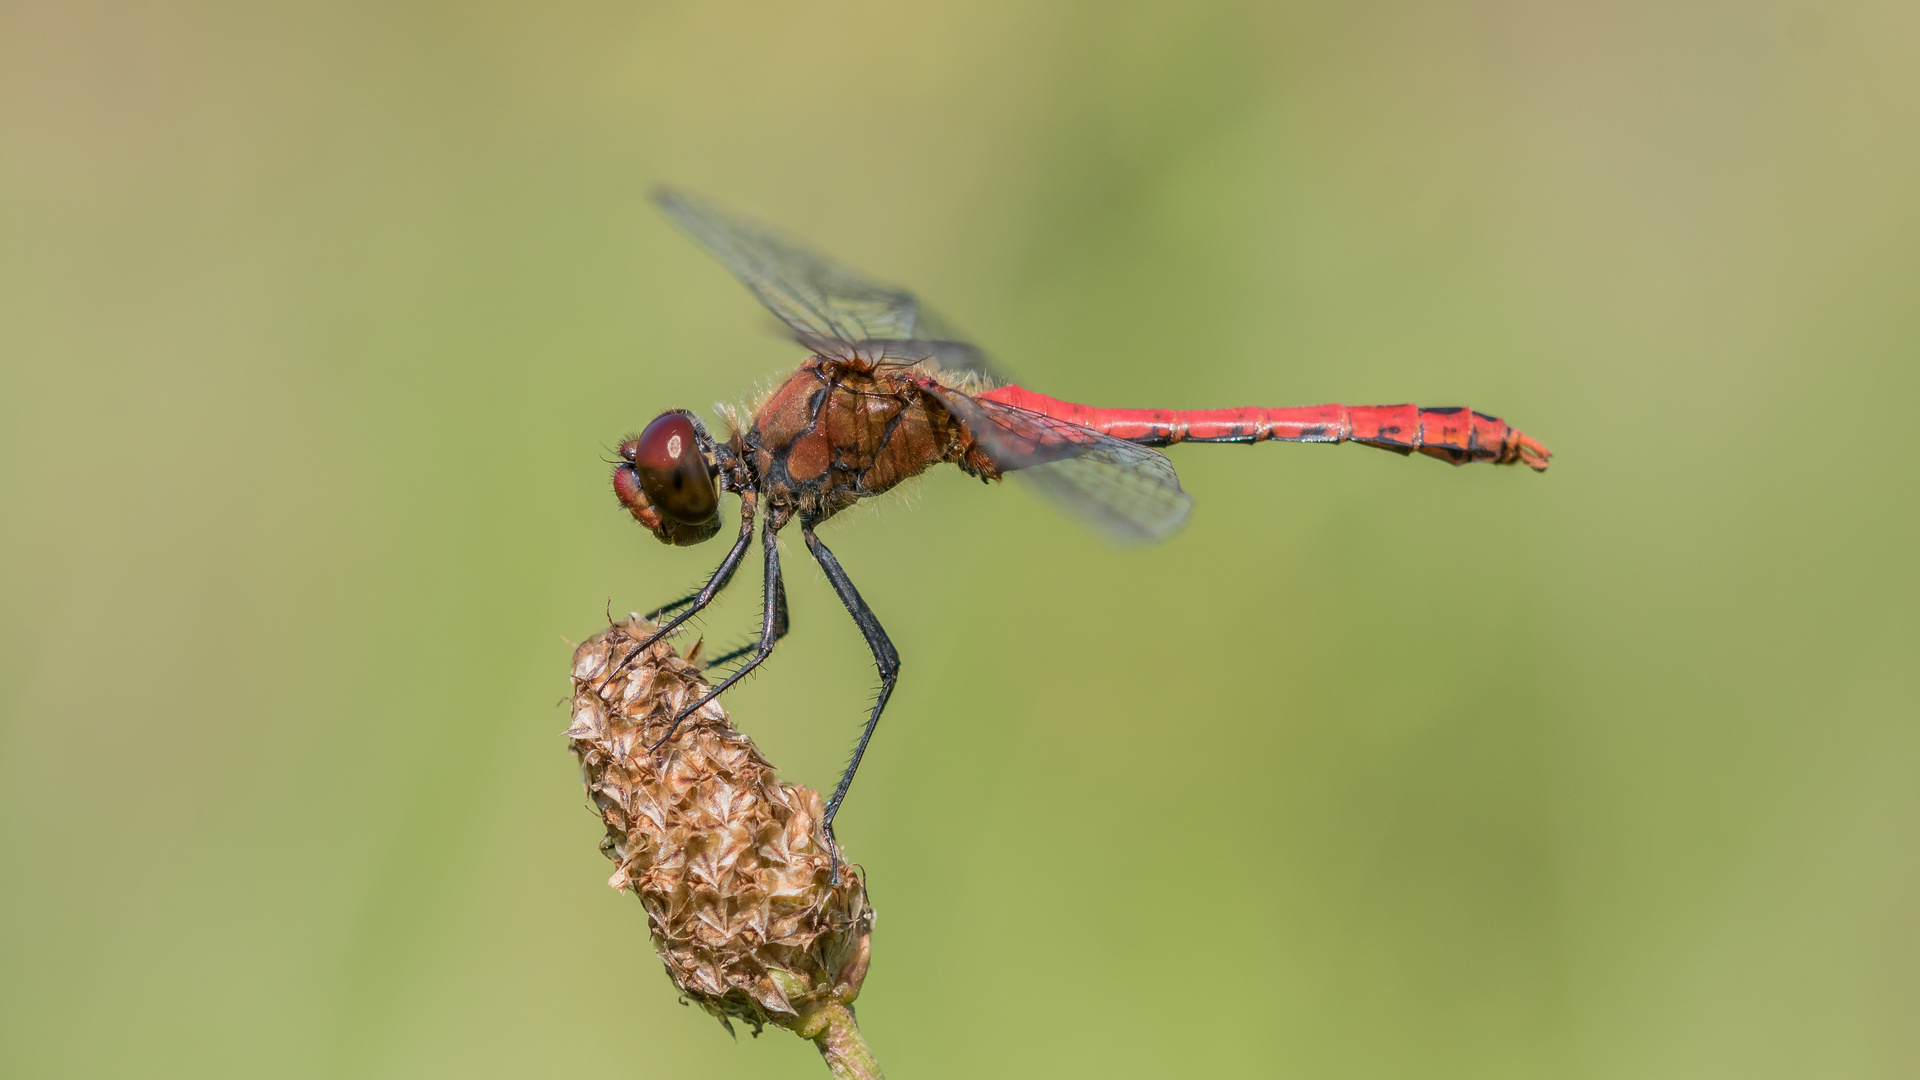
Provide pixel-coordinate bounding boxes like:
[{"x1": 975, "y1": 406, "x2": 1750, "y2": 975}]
[{"x1": 566, "y1": 618, "x2": 874, "y2": 1036}]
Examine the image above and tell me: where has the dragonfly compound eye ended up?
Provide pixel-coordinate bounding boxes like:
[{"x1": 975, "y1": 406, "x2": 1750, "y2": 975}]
[{"x1": 632, "y1": 412, "x2": 719, "y2": 532}]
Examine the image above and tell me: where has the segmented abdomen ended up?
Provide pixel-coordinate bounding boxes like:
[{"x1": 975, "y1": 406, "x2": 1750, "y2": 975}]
[{"x1": 974, "y1": 385, "x2": 1551, "y2": 471}]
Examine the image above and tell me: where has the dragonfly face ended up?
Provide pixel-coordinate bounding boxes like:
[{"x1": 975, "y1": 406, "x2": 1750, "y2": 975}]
[{"x1": 614, "y1": 411, "x2": 723, "y2": 546}]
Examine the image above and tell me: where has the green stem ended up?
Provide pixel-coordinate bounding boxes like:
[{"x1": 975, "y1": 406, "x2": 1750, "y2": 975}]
[{"x1": 794, "y1": 1003, "x2": 883, "y2": 1080}]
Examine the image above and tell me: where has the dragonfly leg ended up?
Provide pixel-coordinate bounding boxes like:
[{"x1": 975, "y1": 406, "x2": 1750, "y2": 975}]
[
  {"x1": 614, "y1": 495, "x2": 757, "y2": 679},
  {"x1": 649, "y1": 517, "x2": 785, "y2": 749},
  {"x1": 800, "y1": 521, "x2": 901, "y2": 884},
  {"x1": 705, "y1": 577, "x2": 787, "y2": 670}
]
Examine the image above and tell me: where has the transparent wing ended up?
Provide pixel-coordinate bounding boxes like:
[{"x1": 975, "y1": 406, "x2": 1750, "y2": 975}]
[
  {"x1": 927, "y1": 385, "x2": 1193, "y2": 544},
  {"x1": 801, "y1": 331, "x2": 1003, "y2": 388},
  {"x1": 653, "y1": 187, "x2": 1002, "y2": 383}
]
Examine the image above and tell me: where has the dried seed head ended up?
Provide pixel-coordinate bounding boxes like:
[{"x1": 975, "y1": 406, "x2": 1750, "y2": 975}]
[{"x1": 566, "y1": 618, "x2": 874, "y2": 1037}]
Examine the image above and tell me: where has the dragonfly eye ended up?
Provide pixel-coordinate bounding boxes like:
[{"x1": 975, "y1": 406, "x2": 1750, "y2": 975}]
[{"x1": 632, "y1": 412, "x2": 719, "y2": 530}]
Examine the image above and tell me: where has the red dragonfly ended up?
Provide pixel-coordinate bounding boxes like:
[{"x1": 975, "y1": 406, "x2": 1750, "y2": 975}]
[{"x1": 615, "y1": 189, "x2": 1550, "y2": 867}]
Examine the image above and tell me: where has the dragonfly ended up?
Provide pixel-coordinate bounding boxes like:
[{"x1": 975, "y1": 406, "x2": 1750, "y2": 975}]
[{"x1": 614, "y1": 188, "x2": 1551, "y2": 870}]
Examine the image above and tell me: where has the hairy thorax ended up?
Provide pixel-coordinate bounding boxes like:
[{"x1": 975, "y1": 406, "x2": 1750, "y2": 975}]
[{"x1": 746, "y1": 358, "x2": 993, "y2": 528}]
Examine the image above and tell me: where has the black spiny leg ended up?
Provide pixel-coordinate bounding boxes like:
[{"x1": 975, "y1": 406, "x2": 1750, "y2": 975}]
[
  {"x1": 614, "y1": 494, "x2": 757, "y2": 680},
  {"x1": 801, "y1": 521, "x2": 901, "y2": 881},
  {"x1": 706, "y1": 575, "x2": 787, "y2": 670},
  {"x1": 649, "y1": 517, "x2": 786, "y2": 749}
]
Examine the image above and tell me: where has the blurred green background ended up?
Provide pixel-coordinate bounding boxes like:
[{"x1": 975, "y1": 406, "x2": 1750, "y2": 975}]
[{"x1": 3, "y1": 1, "x2": 1916, "y2": 1077}]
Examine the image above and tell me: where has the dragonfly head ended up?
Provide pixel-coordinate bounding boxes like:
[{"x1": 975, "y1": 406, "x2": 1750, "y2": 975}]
[{"x1": 614, "y1": 411, "x2": 723, "y2": 546}]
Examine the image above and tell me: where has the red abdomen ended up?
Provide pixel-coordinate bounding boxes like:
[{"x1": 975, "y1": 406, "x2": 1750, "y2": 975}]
[{"x1": 975, "y1": 385, "x2": 1551, "y2": 470}]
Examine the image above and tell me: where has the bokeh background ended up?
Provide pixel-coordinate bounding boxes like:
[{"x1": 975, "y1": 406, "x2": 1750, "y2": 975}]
[{"x1": 3, "y1": 1, "x2": 1916, "y2": 1077}]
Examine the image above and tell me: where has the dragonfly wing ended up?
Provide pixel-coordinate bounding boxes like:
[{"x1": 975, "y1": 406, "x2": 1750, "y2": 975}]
[
  {"x1": 653, "y1": 188, "x2": 1001, "y2": 382},
  {"x1": 895, "y1": 345, "x2": 1006, "y2": 390},
  {"x1": 1016, "y1": 446, "x2": 1195, "y2": 545},
  {"x1": 796, "y1": 332, "x2": 1005, "y2": 388},
  {"x1": 929, "y1": 387, "x2": 1193, "y2": 544}
]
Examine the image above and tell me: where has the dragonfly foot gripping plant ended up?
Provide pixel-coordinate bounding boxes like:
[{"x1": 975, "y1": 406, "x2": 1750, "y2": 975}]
[{"x1": 567, "y1": 618, "x2": 880, "y2": 1079}]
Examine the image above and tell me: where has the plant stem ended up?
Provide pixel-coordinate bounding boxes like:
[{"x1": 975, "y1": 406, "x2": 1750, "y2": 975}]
[{"x1": 796, "y1": 1003, "x2": 883, "y2": 1080}]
